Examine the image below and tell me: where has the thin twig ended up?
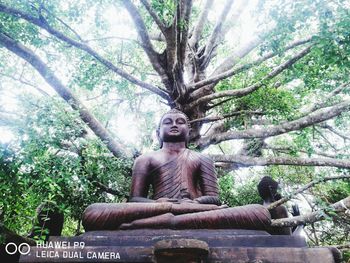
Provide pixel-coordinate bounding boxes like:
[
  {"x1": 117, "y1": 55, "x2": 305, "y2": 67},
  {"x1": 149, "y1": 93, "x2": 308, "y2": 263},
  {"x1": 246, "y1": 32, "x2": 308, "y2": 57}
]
[
  {"x1": 190, "y1": 110, "x2": 264, "y2": 124},
  {"x1": 0, "y1": 72, "x2": 50, "y2": 96},
  {"x1": 268, "y1": 175, "x2": 350, "y2": 210}
]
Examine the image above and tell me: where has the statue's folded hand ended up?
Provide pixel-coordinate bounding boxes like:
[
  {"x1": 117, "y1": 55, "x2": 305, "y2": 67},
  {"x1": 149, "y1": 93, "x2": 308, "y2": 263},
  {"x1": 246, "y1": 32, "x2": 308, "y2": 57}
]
[
  {"x1": 155, "y1": 198, "x2": 179, "y2": 203},
  {"x1": 178, "y1": 198, "x2": 199, "y2": 204},
  {"x1": 119, "y1": 223, "x2": 132, "y2": 230},
  {"x1": 194, "y1": 196, "x2": 222, "y2": 206}
]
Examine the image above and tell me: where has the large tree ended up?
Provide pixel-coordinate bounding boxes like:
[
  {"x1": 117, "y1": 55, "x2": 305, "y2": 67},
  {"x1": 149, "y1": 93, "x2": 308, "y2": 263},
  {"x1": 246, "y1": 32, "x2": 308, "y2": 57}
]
[{"x1": 0, "y1": 0, "x2": 349, "y2": 253}]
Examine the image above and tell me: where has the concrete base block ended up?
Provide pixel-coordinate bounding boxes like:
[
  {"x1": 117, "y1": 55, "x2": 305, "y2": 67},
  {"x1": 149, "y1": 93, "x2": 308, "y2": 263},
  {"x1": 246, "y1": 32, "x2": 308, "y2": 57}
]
[{"x1": 19, "y1": 229, "x2": 341, "y2": 263}]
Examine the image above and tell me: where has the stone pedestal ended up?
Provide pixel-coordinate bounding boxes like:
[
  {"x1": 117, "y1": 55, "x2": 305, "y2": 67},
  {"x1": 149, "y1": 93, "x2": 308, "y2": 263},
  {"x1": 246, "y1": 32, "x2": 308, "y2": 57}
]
[
  {"x1": 19, "y1": 229, "x2": 341, "y2": 263},
  {"x1": 154, "y1": 239, "x2": 209, "y2": 263}
]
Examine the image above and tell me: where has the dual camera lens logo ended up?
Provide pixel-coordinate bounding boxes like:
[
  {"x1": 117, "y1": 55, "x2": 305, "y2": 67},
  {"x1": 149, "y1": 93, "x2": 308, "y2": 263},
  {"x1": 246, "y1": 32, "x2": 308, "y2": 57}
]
[{"x1": 5, "y1": 242, "x2": 31, "y2": 255}]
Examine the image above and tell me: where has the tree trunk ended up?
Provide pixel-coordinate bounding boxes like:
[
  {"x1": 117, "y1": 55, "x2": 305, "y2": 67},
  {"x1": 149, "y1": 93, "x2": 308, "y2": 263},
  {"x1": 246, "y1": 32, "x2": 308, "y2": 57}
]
[{"x1": 0, "y1": 32, "x2": 127, "y2": 158}]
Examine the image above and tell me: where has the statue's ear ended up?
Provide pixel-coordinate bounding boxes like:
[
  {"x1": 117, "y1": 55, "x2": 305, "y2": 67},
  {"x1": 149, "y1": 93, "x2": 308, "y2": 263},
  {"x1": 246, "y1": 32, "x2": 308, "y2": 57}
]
[
  {"x1": 185, "y1": 127, "x2": 191, "y2": 148},
  {"x1": 156, "y1": 129, "x2": 163, "y2": 148}
]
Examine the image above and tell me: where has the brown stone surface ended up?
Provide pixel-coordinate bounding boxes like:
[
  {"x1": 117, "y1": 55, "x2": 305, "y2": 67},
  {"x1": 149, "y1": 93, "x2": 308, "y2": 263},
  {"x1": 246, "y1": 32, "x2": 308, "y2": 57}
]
[
  {"x1": 19, "y1": 229, "x2": 341, "y2": 263},
  {"x1": 208, "y1": 247, "x2": 339, "y2": 263},
  {"x1": 48, "y1": 229, "x2": 306, "y2": 248},
  {"x1": 19, "y1": 246, "x2": 340, "y2": 263},
  {"x1": 154, "y1": 239, "x2": 209, "y2": 263}
]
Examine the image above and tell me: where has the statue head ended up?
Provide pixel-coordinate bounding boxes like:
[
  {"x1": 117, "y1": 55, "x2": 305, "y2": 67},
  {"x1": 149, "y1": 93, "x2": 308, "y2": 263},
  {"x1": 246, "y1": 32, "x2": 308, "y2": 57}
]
[
  {"x1": 257, "y1": 176, "x2": 281, "y2": 202},
  {"x1": 157, "y1": 109, "x2": 191, "y2": 148}
]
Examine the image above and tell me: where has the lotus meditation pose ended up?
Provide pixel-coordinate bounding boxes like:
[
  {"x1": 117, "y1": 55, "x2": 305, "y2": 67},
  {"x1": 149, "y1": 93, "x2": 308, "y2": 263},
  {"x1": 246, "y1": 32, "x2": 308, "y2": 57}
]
[{"x1": 82, "y1": 109, "x2": 271, "y2": 231}]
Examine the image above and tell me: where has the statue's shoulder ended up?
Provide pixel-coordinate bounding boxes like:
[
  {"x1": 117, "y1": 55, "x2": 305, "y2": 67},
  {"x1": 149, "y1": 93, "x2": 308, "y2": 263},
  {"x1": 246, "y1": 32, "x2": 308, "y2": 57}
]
[
  {"x1": 134, "y1": 150, "x2": 162, "y2": 164},
  {"x1": 186, "y1": 149, "x2": 214, "y2": 163},
  {"x1": 133, "y1": 152, "x2": 152, "y2": 166}
]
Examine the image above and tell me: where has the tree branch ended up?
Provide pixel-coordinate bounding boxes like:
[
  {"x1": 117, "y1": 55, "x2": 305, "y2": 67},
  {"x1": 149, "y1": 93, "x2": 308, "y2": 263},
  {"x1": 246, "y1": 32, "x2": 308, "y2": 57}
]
[
  {"x1": 198, "y1": 99, "x2": 350, "y2": 148},
  {"x1": 84, "y1": 35, "x2": 138, "y2": 43},
  {"x1": 0, "y1": 3, "x2": 170, "y2": 101},
  {"x1": 149, "y1": 31, "x2": 166, "y2": 41},
  {"x1": 211, "y1": 33, "x2": 267, "y2": 76},
  {"x1": 188, "y1": 0, "x2": 213, "y2": 47},
  {"x1": 308, "y1": 81, "x2": 350, "y2": 113},
  {"x1": 264, "y1": 145, "x2": 338, "y2": 159},
  {"x1": 179, "y1": 0, "x2": 193, "y2": 65},
  {"x1": 317, "y1": 123, "x2": 350, "y2": 141},
  {"x1": 0, "y1": 72, "x2": 51, "y2": 96},
  {"x1": 188, "y1": 45, "x2": 312, "y2": 108},
  {"x1": 92, "y1": 181, "x2": 128, "y2": 198},
  {"x1": 268, "y1": 175, "x2": 350, "y2": 210},
  {"x1": 40, "y1": 5, "x2": 83, "y2": 42},
  {"x1": 334, "y1": 243, "x2": 350, "y2": 250},
  {"x1": 201, "y1": 0, "x2": 235, "y2": 68},
  {"x1": 211, "y1": 153, "x2": 350, "y2": 169},
  {"x1": 0, "y1": 32, "x2": 127, "y2": 158},
  {"x1": 140, "y1": 0, "x2": 167, "y2": 35},
  {"x1": 270, "y1": 196, "x2": 350, "y2": 227},
  {"x1": 216, "y1": 0, "x2": 246, "y2": 42},
  {"x1": 189, "y1": 37, "x2": 312, "y2": 92},
  {"x1": 189, "y1": 110, "x2": 264, "y2": 124},
  {"x1": 123, "y1": 0, "x2": 166, "y2": 77},
  {"x1": 315, "y1": 127, "x2": 339, "y2": 151},
  {"x1": 206, "y1": 97, "x2": 233, "y2": 110}
]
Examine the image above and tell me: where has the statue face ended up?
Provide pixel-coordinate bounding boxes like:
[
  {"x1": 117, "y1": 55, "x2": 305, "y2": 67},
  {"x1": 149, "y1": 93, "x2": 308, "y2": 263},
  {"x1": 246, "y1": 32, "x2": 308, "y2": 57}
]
[{"x1": 158, "y1": 113, "x2": 190, "y2": 144}]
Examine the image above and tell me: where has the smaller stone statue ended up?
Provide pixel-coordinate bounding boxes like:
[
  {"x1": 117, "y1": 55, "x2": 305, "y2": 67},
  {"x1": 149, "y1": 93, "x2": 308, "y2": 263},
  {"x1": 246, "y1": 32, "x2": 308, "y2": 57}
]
[
  {"x1": 28, "y1": 203, "x2": 64, "y2": 241},
  {"x1": 258, "y1": 176, "x2": 291, "y2": 235}
]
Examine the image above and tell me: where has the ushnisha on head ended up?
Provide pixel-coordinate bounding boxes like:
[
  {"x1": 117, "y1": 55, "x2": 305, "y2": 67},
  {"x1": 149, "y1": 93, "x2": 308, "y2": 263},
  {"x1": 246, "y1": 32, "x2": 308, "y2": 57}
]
[{"x1": 157, "y1": 109, "x2": 191, "y2": 148}]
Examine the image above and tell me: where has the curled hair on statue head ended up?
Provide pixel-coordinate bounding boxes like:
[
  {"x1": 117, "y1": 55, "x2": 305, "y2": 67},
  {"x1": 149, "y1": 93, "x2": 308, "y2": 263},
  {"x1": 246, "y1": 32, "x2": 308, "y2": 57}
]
[
  {"x1": 157, "y1": 108, "x2": 191, "y2": 148},
  {"x1": 157, "y1": 108, "x2": 191, "y2": 130}
]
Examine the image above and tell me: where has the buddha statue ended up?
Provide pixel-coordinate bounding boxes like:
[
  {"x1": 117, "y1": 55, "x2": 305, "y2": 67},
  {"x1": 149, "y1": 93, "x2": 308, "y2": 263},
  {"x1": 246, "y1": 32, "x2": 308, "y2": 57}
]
[
  {"x1": 258, "y1": 176, "x2": 292, "y2": 235},
  {"x1": 82, "y1": 109, "x2": 271, "y2": 231}
]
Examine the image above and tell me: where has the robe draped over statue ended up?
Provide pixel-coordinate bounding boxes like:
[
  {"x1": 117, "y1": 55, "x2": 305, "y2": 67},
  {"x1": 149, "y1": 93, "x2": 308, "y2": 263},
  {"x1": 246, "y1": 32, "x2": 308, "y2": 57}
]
[
  {"x1": 150, "y1": 149, "x2": 218, "y2": 200},
  {"x1": 82, "y1": 149, "x2": 271, "y2": 231}
]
